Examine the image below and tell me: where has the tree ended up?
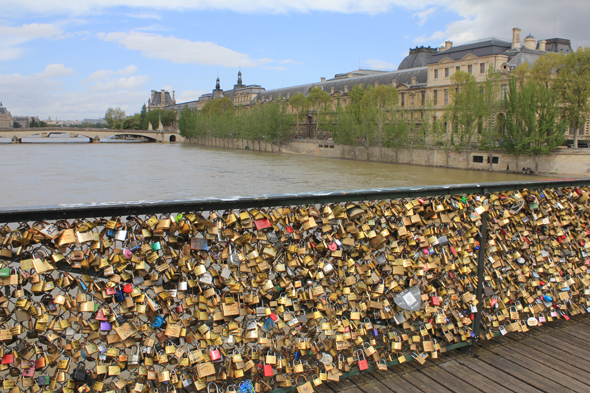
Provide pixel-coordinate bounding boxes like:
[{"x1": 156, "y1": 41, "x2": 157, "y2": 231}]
[
  {"x1": 553, "y1": 48, "x2": 590, "y2": 149},
  {"x1": 105, "y1": 107, "x2": 126, "y2": 129},
  {"x1": 201, "y1": 97, "x2": 234, "y2": 117},
  {"x1": 13, "y1": 121, "x2": 19, "y2": 128},
  {"x1": 178, "y1": 105, "x2": 198, "y2": 138},
  {"x1": 289, "y1": 93, "x2": 309, "y2": 130},
  {"x1": 446, "y1": 71, "x2": 493, "y2": 169},
  {"x1": 122, "y1": 113, "x2": 141, "y2": 130},
  {"x1": 140, "y1": 104, "x2": 147, "y2": 127},
  {"x1": 30, "y1": 118, "x2": 38, "y2": 128},
  {"x1": 144, "y1": 109, "x2": 177, "y2": 130},
  {"x1": 362, "y1": 84, "x2": 399, "y2": 161},
  {"x1": 307, "y1": 87, "x2": 332, "y2": 138},
  {"x1": 264, "y1": 96, "x2": 294, "y2": 151}
]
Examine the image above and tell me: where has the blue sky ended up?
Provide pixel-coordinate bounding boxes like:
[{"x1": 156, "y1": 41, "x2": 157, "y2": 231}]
[{"x1": 1, "y1": 0, "x2": 588, "y2": 120}]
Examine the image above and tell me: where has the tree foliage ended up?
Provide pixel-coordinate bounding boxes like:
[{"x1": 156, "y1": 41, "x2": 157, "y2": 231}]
[
  {"x1": 144, "y1": 109, "x2": 177, "y2": 130},
  {"x1": 289, "y1": 93, "x2": 309, "y2": 126},
  {"x1": 553, "y1": 47, "x2": 590, "y2": 148},
  {"x1": 105, "y1": 107, "x2": 126, "y2": 129}
]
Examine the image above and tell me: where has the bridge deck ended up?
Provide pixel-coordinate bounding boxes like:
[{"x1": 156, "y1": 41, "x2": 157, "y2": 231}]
[{"x1": 314, "y1": 314, "x2": 590, "y2": 393}]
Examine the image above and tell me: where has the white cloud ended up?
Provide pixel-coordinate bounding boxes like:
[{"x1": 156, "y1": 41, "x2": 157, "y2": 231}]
[
  {"x1": 413, "y1": 7, "x2": 436, "y2": 27},
  {"x1": 366, "y1": 59, "x2": 396, "y2": 70},
  {"x1": 100, "y1": 31, "x2": 274, "y2": 67},
  {"x1": 177, "y1": 90, "x2": 207, "y2": 103},
  {"x1": 89, "y1": 76, "x2": 149, "y2": 92},
  {"x1": 5, "y1": 1, "x2": 438, "y2": 16},
  {"x1": 413, "y1": 0, "x2": 590, "y2": 49},
  {"x1": 279, "y1": 59, "x2": 302, "y2": 65},
  {"x1": 0, "y1": 23, "x2": 63, "y2": 60},
  {"x1": 126, "y1": 11, "x2": 162, "y2": 20},
  {"x1": 85, "y1": 65, "x2": 138, "y2": 82},
  {"x1": 0, "y1": 65, "x2": 148, "y2": 119}
]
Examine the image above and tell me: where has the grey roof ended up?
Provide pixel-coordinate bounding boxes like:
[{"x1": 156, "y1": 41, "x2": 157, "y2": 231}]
[
  {"x1": 257, "y1": 67, "x2": 427, "y2": 101},
  {"x1": 506, "y1": 47, "x2": 547, "y2": 69},
  {"x1": 0, "y1": 104, "x2": 8, "y2": 115},
  {"x1": 544, "y1": 38, "x2": 573, "y2": 54},
  {"x1": 151, "y1": 91, "x2": 174, "y2": 106},
  {"x1": 429, "y1": 38, "x2": 512, "y2": 64},
  {"x1": 525, "y1": 34, "x2": 535, "y2": 39},
  {"x1": 398, "y1": 46, "x2": 438, "y2": 70}
]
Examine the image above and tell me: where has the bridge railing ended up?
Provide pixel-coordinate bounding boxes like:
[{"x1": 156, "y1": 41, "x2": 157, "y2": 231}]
[
  {"x1": 0, "y1": 178, "x2": 589, "y2": 393},
  {"x1": 0, "y1": 127, "x2": 177, "y2": 133}
]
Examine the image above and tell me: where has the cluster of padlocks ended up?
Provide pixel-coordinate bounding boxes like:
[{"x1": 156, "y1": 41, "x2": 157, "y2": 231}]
[{"x1": 0, "y1": 186, "x2": 588, "y2": 393}]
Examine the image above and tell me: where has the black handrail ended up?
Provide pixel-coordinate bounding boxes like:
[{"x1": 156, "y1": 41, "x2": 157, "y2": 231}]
[{"x1": 1, "y1": 178, "x2": 589, "y2": 223}]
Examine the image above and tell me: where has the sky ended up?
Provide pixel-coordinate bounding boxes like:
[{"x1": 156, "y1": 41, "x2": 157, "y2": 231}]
[{"x1": 1, "y1": 0, "x2": 589, "y2": 120}]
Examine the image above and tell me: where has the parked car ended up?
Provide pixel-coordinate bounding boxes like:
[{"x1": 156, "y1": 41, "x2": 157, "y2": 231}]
[{"x1": 567, "y1": 143, "x2": 589, "y2": 148}]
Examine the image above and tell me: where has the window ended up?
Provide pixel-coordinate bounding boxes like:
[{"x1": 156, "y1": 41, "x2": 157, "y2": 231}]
[
  {"x1": 501, "y1": 84, "x2": 508, "y2": 100},
  {"x1": 487, "y1": 157, "x2": 499, "y2": 164},
  {"x1": 444, "y1": 89, "x2": 449, "y2": 105},
  {"x1": 421, "y1": 91, "x2": 426, "y2": 106},
  {"x1": 401, "y1": 93, "x2": 405, "y2": 107},
  {"x1": 468, "y1": 64, "x2": 473, "y2": 74},
  {"x1": 433, "y1": 90, "x2": 438, "y2": 106},
  {"x1": 456, "y1": 66, "x2": 461, "y2": 72},
  {"x1": 473, "y1": 156, "x2": 484, "y2": 163},
  {"x1": 480, "y1": 63, "x2": 485, "y2": 73},
  {"x1": 445, "y1": 68, "x2": 449, "y2": 77},
  {"x1": 434, "y1": 69, "x2": 439, "y2": 78}
]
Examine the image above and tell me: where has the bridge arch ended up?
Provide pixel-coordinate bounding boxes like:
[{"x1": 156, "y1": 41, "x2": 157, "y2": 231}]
[{"x1": 169, "y1": 135, "x2": 177, "y2": 142}]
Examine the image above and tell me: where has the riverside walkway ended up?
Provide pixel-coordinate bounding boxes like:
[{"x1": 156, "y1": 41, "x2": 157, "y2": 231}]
[{"x1": 316, "y1": 315, "x2": 590, "y2": 393}]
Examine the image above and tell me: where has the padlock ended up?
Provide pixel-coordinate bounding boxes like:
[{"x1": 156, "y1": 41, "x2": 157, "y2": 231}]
[
  {"x1": 357, "y1": 350, "x2": 368, "y2": 371},
  {"x1": 209, "y1": 346, "x2": 222, "y2": 363}
]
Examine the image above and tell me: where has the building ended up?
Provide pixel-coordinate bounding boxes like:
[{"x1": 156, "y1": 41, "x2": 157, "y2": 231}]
[
  {"x1": 154, "y1": 27, "x2": 583, "y2": 138},
  {"x1": 148, "y1": 90, "x2": 176, "y2": 111},
  {"x1": 0, "y1": 102, "x2": 13, "y2": 128}
]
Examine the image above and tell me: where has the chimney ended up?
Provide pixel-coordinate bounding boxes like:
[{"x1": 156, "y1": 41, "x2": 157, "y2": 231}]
[
  {"x1": 173, "y1": 91, "x2": 176, "y2": 103},
  {"x1": 444, "y1": 41, "x2": 453, "y2": 50},
  {"x1": 411, "y1": 77, "x2": 417, "y2": 85},
  {"x1": 321, "y1": 77, "x2": 326, "y2": 83},
  {"x1": 512, "y1": 27, "x2": 521, "y2": 50},
  {"x1": 439, "y1": 46, "x2": 446, "y2": 52},
  {"x1": 538, "y1": 39, "x2": 546, "y2": 51}
]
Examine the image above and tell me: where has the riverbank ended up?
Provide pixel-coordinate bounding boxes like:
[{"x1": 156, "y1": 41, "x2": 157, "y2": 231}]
[{"x1": 184, "y1": 136, "x2": 588, "y2": 178}]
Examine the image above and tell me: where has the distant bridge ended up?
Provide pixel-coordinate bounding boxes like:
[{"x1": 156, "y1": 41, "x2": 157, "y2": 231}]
[{"x1": 0, "y1": 128, "x2": 184, "y2": 143}]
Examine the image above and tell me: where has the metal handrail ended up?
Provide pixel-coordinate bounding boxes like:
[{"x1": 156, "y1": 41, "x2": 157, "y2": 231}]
[{"x1": 1, "y1": 178, "x2": 589, "y2": 223}]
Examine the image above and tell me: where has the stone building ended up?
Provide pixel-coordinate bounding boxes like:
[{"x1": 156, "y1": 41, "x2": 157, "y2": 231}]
[
  {"x1": 155, "y1": 27, "x2": 585, "y2": 138},
  {"x1": 0, "y1": 103, "x2": 13, "y2": 128},
  {"x1": 148, "y1": 89, "x2": 176, "y2": 111}
]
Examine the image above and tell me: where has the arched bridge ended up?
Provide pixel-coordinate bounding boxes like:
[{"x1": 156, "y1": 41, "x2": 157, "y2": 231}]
[{"x1": 0, "y1": 128, "x2": 184, "y2": 143}]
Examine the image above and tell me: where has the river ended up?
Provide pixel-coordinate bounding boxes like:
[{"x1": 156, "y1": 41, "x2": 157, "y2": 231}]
[{"x1": 0, "y1": 135, "x2": 544, "y2": 208}]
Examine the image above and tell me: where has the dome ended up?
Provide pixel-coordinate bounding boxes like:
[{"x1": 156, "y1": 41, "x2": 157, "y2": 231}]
[
  {"x1": 525, "y1": 33, "x2": 535, "y2": 40},
  {"x1": 398, "y1": 46, "x2": 438, "y2": 70}
]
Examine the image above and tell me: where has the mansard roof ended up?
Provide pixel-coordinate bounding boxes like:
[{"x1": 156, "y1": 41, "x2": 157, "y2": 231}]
[
  {"x1": 151, "y1": 91, "x2": 174, "y2": 106},
  {"x1": 429, "y1": 38, "x2": 512, "y2": 64},
  {"x1": 256, "y1": 67, "x2": 427, "y2": 101}
]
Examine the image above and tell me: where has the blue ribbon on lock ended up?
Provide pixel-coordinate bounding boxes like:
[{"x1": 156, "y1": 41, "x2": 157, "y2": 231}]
[{"x1": 152, "y1": 316, "x2": 164, "y2": 328}]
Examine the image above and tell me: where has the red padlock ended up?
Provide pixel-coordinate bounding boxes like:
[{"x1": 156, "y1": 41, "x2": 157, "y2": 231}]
[
  {"x1": 357, "y1": 350, "x2": 368, "y2": 371},
  {"x1": 430, "y1": 296, "x2": 440, "y2": 306},
  {"x1": 2, "y1": 353, "x2": 14, "y2": 364},
  {"x1": 123, "y1": 283, "x2": 133, "y2": 293},
  {"x1": 105, "y1": 287, "x2": 117, "y2": 296},
  {"x1": 175, "y1": 304, "x2": 183, "y2": 314},
  {"x1": 209, "y1": 346, "x2": 221, "y2": 362},
  {"x1": 263, "y1": 363, "x2": 273, "y2": 377}
]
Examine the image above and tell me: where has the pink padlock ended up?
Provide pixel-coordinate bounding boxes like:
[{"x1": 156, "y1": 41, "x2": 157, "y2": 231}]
[
  {"x1": 209, "y1": 346, "x2": 221, "y2": 362},
  {"x1": 22, "y1": 362, "x2": 35, "y2": 377},
  {"x1": 123, "y1": 249, "x2": 133, "y2": 259}
]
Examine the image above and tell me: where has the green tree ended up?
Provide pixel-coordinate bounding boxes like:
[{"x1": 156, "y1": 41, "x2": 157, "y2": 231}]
[
  {"x1": 140, "y1": 104, "x2": 147, "y2": 127},
  {"x1": 289, "y1": 93, "x2": 309, "y2": 131},
  {"x1": 553, "y1": 48, "x2": 590, "y2": 149},
  {"x1": 264, "y1": 96, "x2": 294, "y2": 151},
  {"x1": 307, "y1": 86, "x2": 332, "y2": 139},
  {"x1": 362, "y1": 84, "x2": 399, "y2": 160},
  {"x1": 201, "y1": 97, "x2": 234, "y2": 117},
  {"x1": 178, "y1": 105, "x2": 198, "y2": 138},
  {"x1": 30, "y1": 118, "x2": 38, "y2": 128},
  {"x1": 105, "y1": 107, "x2": 126, "y2": 129},
  {"x1": 144, "y1": 109, "x2": 177, "y2": 130},
  {"x1": 446, "y1": 70, "x2": 493, "y2": 169},
  {"x1": 13, "y1": 121, "x2": 19, "y2": 128},
  {"x1": 122, "y1": 113, "x2": 141, "y2": 130}
]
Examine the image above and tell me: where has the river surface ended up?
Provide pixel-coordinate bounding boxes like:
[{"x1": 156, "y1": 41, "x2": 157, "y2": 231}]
[{"x1": 0, "y1": 135, "x2": 545, "y2": 208}]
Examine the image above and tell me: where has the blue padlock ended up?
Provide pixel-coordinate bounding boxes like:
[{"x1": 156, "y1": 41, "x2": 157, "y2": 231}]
[
  {"x1": 114, "y1": 287, "x2": 125, "y2": 303},
  {"x1": 544, "y1": 295, "x2": 553, "y2": 302},
  {"x1": 373, "y1": 328, "x2": 378, "y2": 337},
  {"x1": 151, "y1": 242, "x2": 161, "y2": 251},
  {"x1": 107, "y1": 229, "x2": 114, "y2": 238},
  {"x1": 152, "y1": 316, "x2": 164, "y2": 328}
]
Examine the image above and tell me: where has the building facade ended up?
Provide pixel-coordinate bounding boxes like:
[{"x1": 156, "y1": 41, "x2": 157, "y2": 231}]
[
  {"x1": 0, "y1": 103, "x2": 13, "y2": 128},
  {"x1": 153, "y1": 27, "x2": 585, "y2": 138}
]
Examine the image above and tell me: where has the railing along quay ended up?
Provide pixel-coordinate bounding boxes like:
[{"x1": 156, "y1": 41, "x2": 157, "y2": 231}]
[{"x1": 0, "y1": 178, "x2": 589, "y2": 393}]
